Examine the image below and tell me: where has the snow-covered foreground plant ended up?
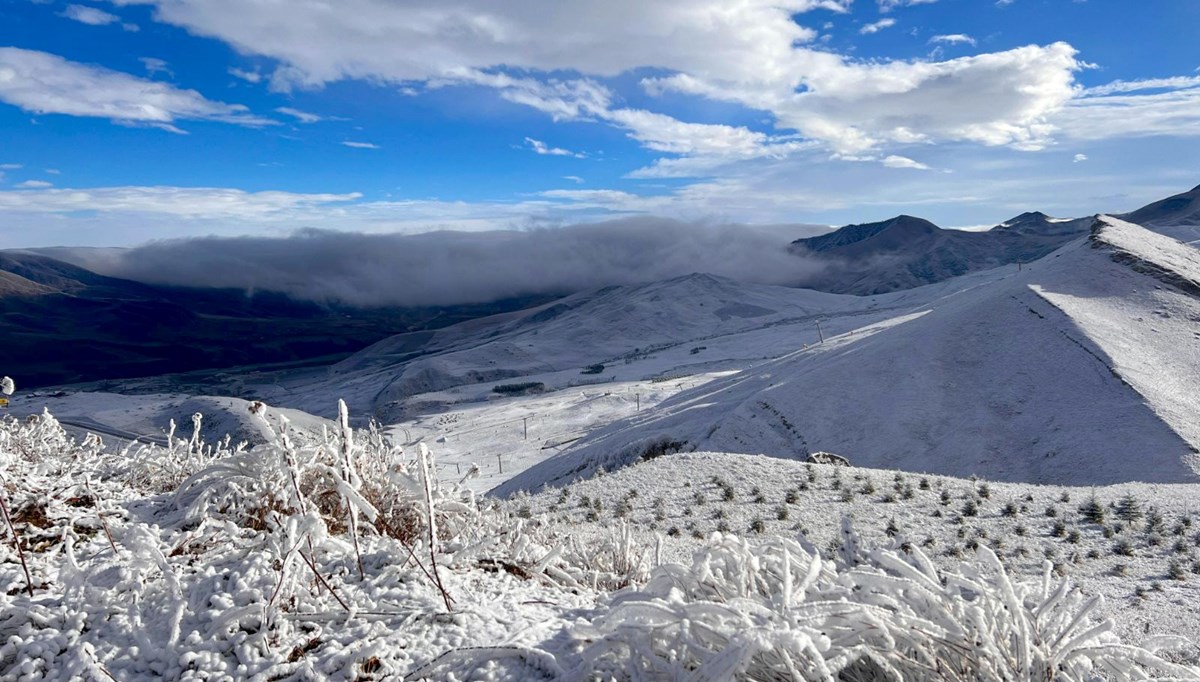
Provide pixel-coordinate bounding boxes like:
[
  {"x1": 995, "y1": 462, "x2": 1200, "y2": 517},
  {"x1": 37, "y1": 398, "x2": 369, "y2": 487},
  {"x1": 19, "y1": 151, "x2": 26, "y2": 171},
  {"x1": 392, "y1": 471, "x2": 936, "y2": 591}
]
[
  {"x1": 569, "y1": 526, "x2": 1199, "y2": 681},
  {"x1": 1, "y1": 408, "x2": 1197, "y2": 680}
]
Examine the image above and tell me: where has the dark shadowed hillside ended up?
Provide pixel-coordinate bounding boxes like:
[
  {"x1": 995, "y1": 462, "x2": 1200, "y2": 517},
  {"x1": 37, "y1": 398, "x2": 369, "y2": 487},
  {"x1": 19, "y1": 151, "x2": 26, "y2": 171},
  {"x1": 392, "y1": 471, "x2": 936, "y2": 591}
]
[{"x1": 0, "y1": 251, "x2": 553, "y2": 388}]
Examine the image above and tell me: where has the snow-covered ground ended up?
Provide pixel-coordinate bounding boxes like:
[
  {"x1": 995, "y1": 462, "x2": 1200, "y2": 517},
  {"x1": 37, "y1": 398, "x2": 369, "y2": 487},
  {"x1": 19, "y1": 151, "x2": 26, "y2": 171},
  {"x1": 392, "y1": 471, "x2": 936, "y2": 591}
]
[
  {"x1": 3, "y1": 412, "x2": 1198, "y2": 680},
  {"x1": 507, "y1": 451, "x2": 1200, "y2": 647},
  {"x1": 388, "y1": 374, "x2": 728, "y2": 493}
]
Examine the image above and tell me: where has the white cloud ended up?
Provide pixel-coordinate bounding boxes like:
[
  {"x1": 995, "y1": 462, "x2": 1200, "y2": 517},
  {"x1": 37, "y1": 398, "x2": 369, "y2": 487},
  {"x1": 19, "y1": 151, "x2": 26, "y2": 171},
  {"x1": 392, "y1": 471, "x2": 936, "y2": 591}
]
[
  {"x1": 563, "y1": 175, "x2": 584, "y2": 183},
  {"x1": 930, "y1": 34, "x2": 977, "y2": 46},
  {"x1": 882, "y1": 155, "x2": 932, "y2": 170},
  {"x1": 275, "y1": 106, "x2": 323, "y2": 123},
  {"x1": 0, "y1": 164, "x2": 21, "y2": 170},
  {"x1": 342, "y1": 140, "x2": 379, "y2": 149},
  {"x1": 228, "y1": 67, "x2": 263, "y2": 83},
  {"x1": 1081, "y1": 75, "x2": 1200, "y2": 97},
  {"x1": 102, "y1": 0, "x2": 1200, "y2": 166},
  {"x1": 651, "y1": 43, "x2": 1081, "y2": 154},
  {"x1": 1073, "y1": 153, "x2": 1088, "y2": 162},
  {"x1": 879, "y1": 0, "x2": 938, "y2": 11},
  {"x1": 860, "y1": 18, "x2": 896, "y2": 34},
  {"x1": 0, "y1": 185, "x2": 360, "y2": 218},
  {"x1": 524, "y1": 137, "x2": 585, "y2": 158},
  {"x1": 15, "y1": 180, "x2": 54, "y2": 189},
  {"x1": 139, "y1": 57, "x2": 172, "y2": 77},
  {"x1": 1056, "y1": 85, "x2": 1200, "y2": 141},
  {"x1": 0, "y1": 48, "x2": 274, "y2": 130},
  {"x1": 114, "y1": 0, "x2": 850, "y2": 89},
  {"x1": 60, "y1": 4, "x2": 120, "y2": 25},
  {"x1": 45, "y1": 169, "x2": 61, "y2": 174}
]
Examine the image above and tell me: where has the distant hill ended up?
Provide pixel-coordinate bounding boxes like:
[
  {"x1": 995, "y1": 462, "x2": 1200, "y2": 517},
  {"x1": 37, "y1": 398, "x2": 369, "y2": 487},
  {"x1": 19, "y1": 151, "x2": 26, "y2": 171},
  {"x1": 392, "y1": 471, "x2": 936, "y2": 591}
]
[
  {"x1": 1118, "y1": 183, "x2": 1200, "y2": 242},
  {"x1": 789, "y1": 213, "x2": 1092, "y2": 295},
  {"x1": 0, "y1": 251, "x2": 550, "y2": 388},
  {"x1": 1122, "y1": 183, "x2": 1200, "y2": 227},
  {"x1": 498, "y1": 216, "x2": 1200, "y2": 491}
]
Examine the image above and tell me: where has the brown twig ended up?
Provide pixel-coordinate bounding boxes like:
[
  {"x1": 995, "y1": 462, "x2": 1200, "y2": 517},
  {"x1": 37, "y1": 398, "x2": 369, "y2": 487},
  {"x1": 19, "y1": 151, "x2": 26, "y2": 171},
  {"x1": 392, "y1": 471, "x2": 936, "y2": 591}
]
[
  {"x1": 85, "y1": 480, "x2": 119, "y2": 556},
  {"x1": 0, "y1": 489, "x2": 35, "y2": 597},
  {"x1": 297, "y1": 550, "x2": 350, "y2": 612}
]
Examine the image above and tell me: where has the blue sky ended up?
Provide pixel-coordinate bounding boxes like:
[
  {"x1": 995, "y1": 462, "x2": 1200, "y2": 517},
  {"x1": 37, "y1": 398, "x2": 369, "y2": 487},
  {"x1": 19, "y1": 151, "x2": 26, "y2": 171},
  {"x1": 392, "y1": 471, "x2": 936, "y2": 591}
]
[{"x1": 1, "y1": 0, "x2": 1198, "y2": 247}]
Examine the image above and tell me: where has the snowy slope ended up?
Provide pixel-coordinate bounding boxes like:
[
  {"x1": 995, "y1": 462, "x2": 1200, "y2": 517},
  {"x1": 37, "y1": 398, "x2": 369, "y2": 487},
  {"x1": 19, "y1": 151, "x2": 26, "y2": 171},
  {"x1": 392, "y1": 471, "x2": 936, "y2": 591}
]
[
  {"x1": 499, "y1": 217, "x2": 1200, "y2": 493},
  {"x1": 252, "y1": 274, "x2": 893, "y2": 421},
  {"x1": 8, "y1": 390, "x2": 334, "y2": 447}
]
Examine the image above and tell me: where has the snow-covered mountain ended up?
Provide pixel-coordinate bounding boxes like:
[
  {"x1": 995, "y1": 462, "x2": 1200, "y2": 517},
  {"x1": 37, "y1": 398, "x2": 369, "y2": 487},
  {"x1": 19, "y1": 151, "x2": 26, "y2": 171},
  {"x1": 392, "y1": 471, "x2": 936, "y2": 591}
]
[
  {"x1": 789, "y1": 212, "x2": 1092, "y2": 295},
  {"x1": 1120, "y1": 183, "x2": 1200, "y2": 242},
  {"x1": 251, "y1": 273, "x2": 896, "y2": 421},
  {"x1": 498, "y1": 216, "x2": 1200, "y2": 492}
]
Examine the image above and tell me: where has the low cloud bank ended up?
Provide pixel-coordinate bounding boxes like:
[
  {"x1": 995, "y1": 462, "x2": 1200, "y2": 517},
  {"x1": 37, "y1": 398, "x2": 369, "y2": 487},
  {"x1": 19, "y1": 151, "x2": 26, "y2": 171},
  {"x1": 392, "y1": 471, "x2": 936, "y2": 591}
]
[{"x1": 65, "y1": 218, "x2": 828, "y2": 307}]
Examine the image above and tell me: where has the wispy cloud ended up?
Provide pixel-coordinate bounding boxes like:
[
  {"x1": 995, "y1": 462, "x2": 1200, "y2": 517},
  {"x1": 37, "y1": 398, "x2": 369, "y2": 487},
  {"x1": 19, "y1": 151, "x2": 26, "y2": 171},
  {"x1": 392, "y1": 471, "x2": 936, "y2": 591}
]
[
  {"x1": 1081, "y1": 75, "x2": 1200, "y2": 97},
  {"x1": 929, "y1": 34, "x2": 976, "y2": 46},
  {"x1": 0, "y1": 48, "x2": 274, "y2": 131},
  {"x1": 139, "y1": 57, "x2": 172, "y2": 77},
  {"x1": 342, "y1": 141, "x2": 380, "y2": 149},
  {"x1": 524, "y1": 137, "x2": 586, "y2": 158},
  {"x1": 228, "y1": 67, "x2": 263, "y2": 84},
  {"x1": 275, "y1": 107, "x2": 324, "y2": 123},
  {"x1": 15, "y1": 180, "x2": 54, "y2": 189},
  {"x1": 879, "y1": 0, "x2": 938, "y2": 11},
  {"x1": 882, "y1": 155, "x2": 932, "y2": 170},
  {"x1": 60, "y1": 4, "x2": 119, "y2": 25},
  {"x1": 860, "y1": 18, "x2": 896, "y2": 34}
]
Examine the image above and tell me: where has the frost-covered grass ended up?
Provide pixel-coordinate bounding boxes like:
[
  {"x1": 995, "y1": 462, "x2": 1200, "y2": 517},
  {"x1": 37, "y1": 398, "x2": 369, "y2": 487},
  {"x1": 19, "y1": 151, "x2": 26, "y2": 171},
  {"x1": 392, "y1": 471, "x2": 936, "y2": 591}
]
[
  {"x1": 2, "y1": 411, "x2": 1198, "y2": 680},
  {"x1": 509, "y1": 453, "x2": 1200, "y2": 652}
]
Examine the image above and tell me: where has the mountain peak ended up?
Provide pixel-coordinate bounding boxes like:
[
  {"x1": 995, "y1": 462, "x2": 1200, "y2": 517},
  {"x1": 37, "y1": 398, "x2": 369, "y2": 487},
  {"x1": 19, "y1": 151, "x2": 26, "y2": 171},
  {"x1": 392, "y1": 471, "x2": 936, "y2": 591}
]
[
  {"x1": 1122, "y1": 182, "x2": 1200, "y2": 228},
  {"x1": 792, "y1": 214, "x2": 940, "y2": 253}
]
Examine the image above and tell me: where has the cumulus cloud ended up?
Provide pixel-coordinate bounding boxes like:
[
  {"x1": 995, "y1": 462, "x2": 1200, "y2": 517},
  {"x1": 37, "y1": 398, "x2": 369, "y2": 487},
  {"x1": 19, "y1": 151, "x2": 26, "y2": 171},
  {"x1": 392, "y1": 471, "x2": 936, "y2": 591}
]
[
  {"x1": 0, "y1": 48, "x2": 274, "y2": 130},
  {"x1": 1073, "y1": 153, "x2": 1088, "y2": 162},
  {"x1": 107, "y1": 0, "x2": 1087, "y2": 164},
  {"x1": 60, "y1": 219, "x2": 828, "y2": 307}
]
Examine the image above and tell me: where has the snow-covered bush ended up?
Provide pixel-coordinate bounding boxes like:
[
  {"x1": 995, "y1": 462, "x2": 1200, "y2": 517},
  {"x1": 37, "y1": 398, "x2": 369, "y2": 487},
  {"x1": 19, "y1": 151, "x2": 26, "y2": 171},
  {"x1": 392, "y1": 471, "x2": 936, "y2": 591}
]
[{"x1": 569, "y1": 524, "x2": 1200, "y2": 681}]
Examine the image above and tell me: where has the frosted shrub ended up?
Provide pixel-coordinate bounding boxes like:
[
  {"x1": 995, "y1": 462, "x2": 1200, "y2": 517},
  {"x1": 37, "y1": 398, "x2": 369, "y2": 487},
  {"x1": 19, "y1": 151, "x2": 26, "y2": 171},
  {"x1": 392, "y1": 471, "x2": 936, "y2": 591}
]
[{"x1": 570, "y1": 523, "x2": 1200, "y2": 681}]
